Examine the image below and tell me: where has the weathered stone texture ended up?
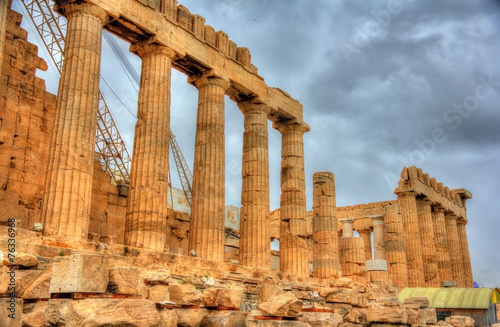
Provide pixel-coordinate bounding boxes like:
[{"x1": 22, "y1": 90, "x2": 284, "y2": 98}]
[
  {"x1": 397, "y1": 191, "x2": 425, "y2": 287},
  {"x1": 124, "y1": 43, "x2": 176, "y2": 252},
  {"x1": 312, "y1": 171, "x2": 341, "y2": 279},
  {"x1": 49, "y1": 254, "x2": 109, "y2": 293},
  {"x1": 416, "y1": 198, "x2": 439, "y2": 287},
  {"x1": 259, "y1": 292, "x2": 303, "y2": 317},
  {"x1": 457, "y1": 220, "x2": 473, "y2": 287},
  {"x1": 274, "y1": 120, "x2": 310, "y2": 277},
  {"x1": 445, "y1": 315, "x2": 475, "y2": 327},
  {"x1": 238, "y1": 100, "x2": 271, "y2": 270},
  {"x1": 432, "y1": 206, "x2": 452, "y2": 284},
  {"x1": 203, "y1": 287, "x2": 244, "y2": 308},
  {"x1": 445, "y1": 213, "x2": 464, "y2": 287},
  {"x1": 188, "y1": 72, "x2": 230, "y2": 262},
  {"x1": 169, "y1": 283, "x2": 203, "y2": 305},
  {"x1": 41, "y1": 3, "x2": 108, "y2": 239}
]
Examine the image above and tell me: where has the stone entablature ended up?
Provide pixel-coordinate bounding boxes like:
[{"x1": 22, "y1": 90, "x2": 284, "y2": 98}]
[
  {"x1": 395, "y1": 166, "x2": 470, "y2": 219},
  {"x1": 56, "y1": 0, "x2": 303, "y2": 121}
]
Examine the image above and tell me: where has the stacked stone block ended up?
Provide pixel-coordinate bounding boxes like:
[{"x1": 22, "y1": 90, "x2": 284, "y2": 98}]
[
  {"x1": 312, "y1": 171, "x2": 340, "y2": 279},
  {"x1": 274, "y1": 120, "x2": 310, "y2": 277}
]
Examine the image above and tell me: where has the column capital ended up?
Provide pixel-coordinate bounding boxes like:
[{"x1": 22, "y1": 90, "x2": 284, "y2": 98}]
[
  {"x1": 395, "y1": 190, "x2": 418, "y2": 197},
  {"x1": 188, "y1": 69, "x2": 230, "y2": 90},
  {"x1": 56, "y1": 2, "x2": 108, "y2": 25},
  {"x1": 445, "y1": 212, "x2": 458, "y2": 220},
  {"x1": 432, "y1": 205, "x2": 446, "y2": 213},
  {"x1": 370, "y1": 214, "x2": 385, "y2": 225},
  {"x1": 130, "y1": 38, "x2": 178, "y2": 60},
  {"x1": 357, "y1": 226, "x2": 373, "y2": 233},
  {"x1": 272, "y1": 118, "x2": 310, "y2": 135},
  {"x1": 457, "y1": 217, "x2": 468, "y2": 225},
  {"x1": 237, "y1": 98, "x2": 272, "y2": 115}
]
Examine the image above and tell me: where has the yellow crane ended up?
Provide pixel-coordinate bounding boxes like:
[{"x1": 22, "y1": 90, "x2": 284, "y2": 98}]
[{"x1": 19, "y1": 0, "x2": 193, "y2": 205}]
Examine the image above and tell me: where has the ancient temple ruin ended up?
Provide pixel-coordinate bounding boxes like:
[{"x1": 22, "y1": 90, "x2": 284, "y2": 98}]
[{"x1": 0, "y1": 0, "x2": 478, "y2": 326}]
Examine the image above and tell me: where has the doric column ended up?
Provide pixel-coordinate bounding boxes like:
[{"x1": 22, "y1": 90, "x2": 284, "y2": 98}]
[
  {"x1": 384, "y1": 208, "x2": 408, "y2": 289},
  {"x1": 371, "y1": 215, "x2": 385, "y2": 260},
  {"x1": 397, "y1": 191, "x2": 425, "y2": 287},
  {"x1": 124, "y1": 42, "x2": 176, "y2": 251},
  {"x1": 416, "y1": 198, "x2": 440, "y2": 287},
  {"x1": 187, "y1": 70, "x2": 230, "y2": 261},
  {"x1": 41, "y1": 3, "x2": 107, "y2": 239},
  {"x1": 340, "y1": 218, "x2": 354, "y2": 238},
  {"x1": 457, "y1": 218, "x2": 473, "y2": 287},
  {"x1": 312, "y1": 172, "x2": 341, "y2": 279},
  {"x1": 237, "y1": 99, "x2": 271, "y2": 270},
  {"x1": 445, "y1": 213, "x2": 464, "y2": 287},
  {"x1": 358, "y1": 228, "x2": 373, "y2": 260},
  {"x1": 431, "y1": 206, "x2": 452, "y2": 285},
  {"x1": 273, "y1": 120, "x2": 310, "y2": 277}
]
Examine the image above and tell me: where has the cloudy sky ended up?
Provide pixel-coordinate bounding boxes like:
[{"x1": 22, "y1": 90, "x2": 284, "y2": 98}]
[{"x1": 13, "y1": 0, "x2": 500, "y2": 287}]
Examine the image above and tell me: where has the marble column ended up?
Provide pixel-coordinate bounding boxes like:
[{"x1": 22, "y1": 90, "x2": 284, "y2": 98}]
[
  {"x1": 445, "y1": 212, "x2": 464, "y2": 287},
  {"x1": 416, "y1": 198, "x2": 440, "y2": 287},
  {"x1": 431, "y1": 206, "x2": 452, "y2": 284},
  {"x1": 312, "y1": 171, "x2": 341, "y2": 279},
  {"x1": 273, "y1": 120, "x2": 310, "y2": 277},
  {"x1": 397, "y1": 191, "x2": 425, "y2": 287},
  {"x1": 238, "y1": 99, "x2": 271, "y2": 270},
  {"x1": 371, "y1": 215, "x2": 385, "y2": 260},
  {"x1": 41, "y1": 3, "x2": 107, "y2": 239},
  {"x1": 340, "y1": 218, "x2": 354, "y2": 238},
  {"x1": 457, "y1": 218, "x2": 473, "y2": 287},
  {"x1": 384, "y1": 208, "x2": 408, "y2": 289},
  {"x1": 188, "y1": 70, "x2": 230, "y2": 261},
  {"x1": 124, "y1": 43, "x2": 176, "y2": 251},
  {"x1": 358, "y1": 228, "x2": 373, "y2": 260}
]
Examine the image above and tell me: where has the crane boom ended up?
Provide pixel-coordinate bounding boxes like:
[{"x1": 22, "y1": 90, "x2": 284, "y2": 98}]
[{"x1": 20, "y1": 0, "x2": 132, "y2": 183}]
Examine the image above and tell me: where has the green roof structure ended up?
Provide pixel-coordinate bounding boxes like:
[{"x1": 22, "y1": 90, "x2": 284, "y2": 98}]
[{"x1": 398, "y1": 288, "x2": 500, "y2": 310}]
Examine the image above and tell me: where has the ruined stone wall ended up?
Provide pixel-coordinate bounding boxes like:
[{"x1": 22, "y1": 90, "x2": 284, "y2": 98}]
[
  {"x1": 0, "y1": 8, "x2": 53, "y2": 230},
  {"x1": 0, "y1": 8, "x2": 127, "y2": 242}
]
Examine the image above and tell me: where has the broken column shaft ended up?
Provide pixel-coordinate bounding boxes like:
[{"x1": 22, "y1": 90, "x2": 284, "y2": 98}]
[
  {"x1": 238, "y1": 100, "x2": 271, "y2": 270},
  {"x1": 274, "y1": 120, "x2": 310, "y2": 277},
  {"x1": 312, "y1": 171, "x2": 340, "y2": 279},
  {"x1": 188, "y1": 71, "x2": 230, "y2": 262},
  {"x1": 42, "y1": 3, "x2": 107, "y2": 238},
  {"x1": 124, "y1": 43, "x2": 176, "y2": 251}
]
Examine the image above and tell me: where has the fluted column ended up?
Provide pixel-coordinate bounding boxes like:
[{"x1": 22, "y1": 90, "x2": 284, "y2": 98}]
[
  {"x1": 397, "y1": 191, "x2": 425, "y2": 287},
  {"x1": 457, "y1": 219, "x2": 473, "y2": 287},
  {"x1": 124, "y1": 43, "x2": 176, "y2": 251},
  {"x1": 445, "y1": 213, "x2": 464, "y2": 287},
  {"x1": 41, "y1": 3, "x2": 107, "y2": 239},
  {"x1": 416, "y1": 198, "x2": 440, "y2": 287},
  {"x1": 358, "y1": 228, "x2": 373, "y2": 260},
  {"x1": 238, "y1": 99, "x2": 271, "y2": 269},
  {"x1": 188, "y1": 70, "x2": 230, "y2": 261},
  {"x1": 432, "y1": 206, "x2": 452, "y2": 284},
  {"x1": 384, "y1": 208, "x2": 408, "y2": 289},
  {"x1": 273, "y1": 120, "x2": 310, "y2": 277},
  {"x1": 312, "y1": 172, "x2": 341, "y2": 279}
]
